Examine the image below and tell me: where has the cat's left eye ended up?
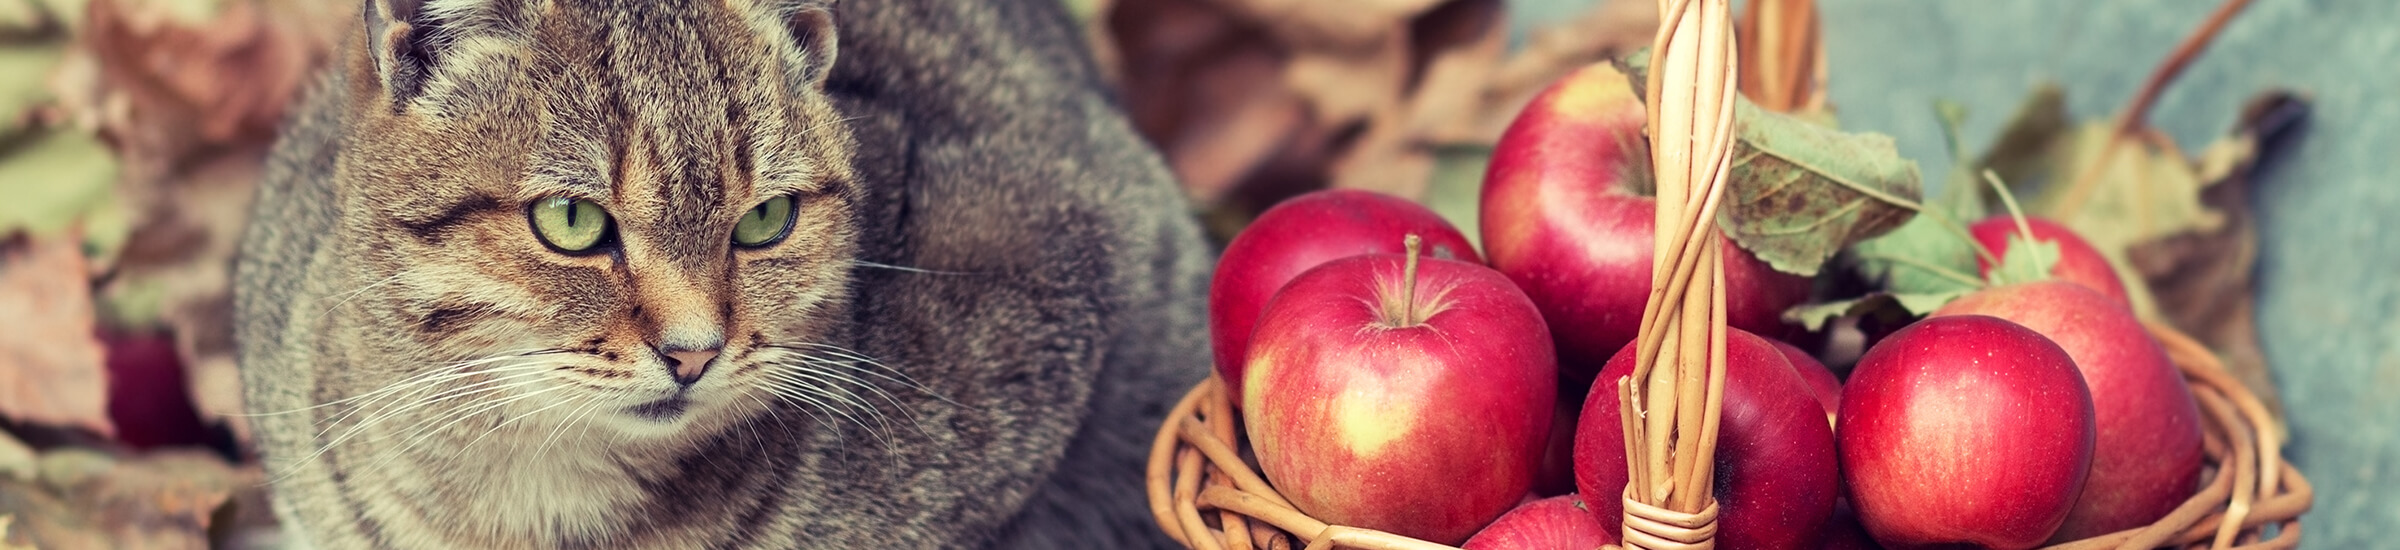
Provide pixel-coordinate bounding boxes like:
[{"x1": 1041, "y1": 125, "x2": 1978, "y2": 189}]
[
  {"x1": 733, "y1": 195, "x2": 797, "y2": 248},
  {"x1": 529, "y1": 197, "x2": 613, "y2": 253}
]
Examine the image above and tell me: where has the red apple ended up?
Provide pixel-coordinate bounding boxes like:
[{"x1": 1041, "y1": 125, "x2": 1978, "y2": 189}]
[
  {"x1": 1531, "y1": 396, "x2": 1581, "y2": 497},
  {"x1": 1211, "y1": 189, "x2": 1480, "y2": 404},
  {"x1": 1932, "y1": 281, "x2": 2204, "y2": 541},
  {"x1": 1462, "y1": 494, "x2": 1619, "y2": 550},
  {"x1": 1573, "y1": 328, "x2": 1838, "y2": 550},
  {"x1": 1841, "y1": 314, "x2": 2095, "y2": 550},
  {"x1": 1243, "y1": 242, "x2": 1554, "y2": 545},
  {"x1": 1771, "y1": 338, "x2": 1843, "y2": 428},
  {"x1": 1821, "y1": 500, "x2": 1884, "y2": 550},
  {"x1": 1969, "y1": 216, "x2": 2131, "y2": 306},
  {"x1": 1479, "y1": 62, "x2": 1812, "y2": 392}
]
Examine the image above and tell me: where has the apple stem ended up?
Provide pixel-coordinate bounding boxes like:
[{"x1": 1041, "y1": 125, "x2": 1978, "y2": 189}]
[{"x1": 1402, "y1": 234, "x2": 1422, "y2": 326}]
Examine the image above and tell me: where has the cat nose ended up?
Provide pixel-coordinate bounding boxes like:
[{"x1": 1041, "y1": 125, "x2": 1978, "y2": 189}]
[{"x1": 661, "y1": 345, "x2": 721, "y2": 386}]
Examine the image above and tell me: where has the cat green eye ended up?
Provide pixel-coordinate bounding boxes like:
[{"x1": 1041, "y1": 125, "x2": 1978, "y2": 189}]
[
  {"x1": 733, "y1": 195, "x2": 797, "y2": 248},
  {"x1": 529, "y1": 197, "x2": 612, "y2": 253}
]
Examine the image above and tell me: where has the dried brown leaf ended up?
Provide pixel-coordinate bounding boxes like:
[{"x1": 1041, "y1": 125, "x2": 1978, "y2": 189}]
[
  {"x1": 78, "y1": 0, "x2": 324, "y2": 153},
  {"x1": 1284, "y1": 33, "x2": 1411, "y2": 137},
  {"x1": 1101, "y1": 0, "x2": 1652, "y2": 212},
  {"x1": 2, "y1": 450, "x2": 241, "y2": 550},
  {"x1": 2036, "y1": 124, "x2": 2222, "y2": 254},
  {"x1": 0, "y1": 229, "x2": 112, "y2": 436},
  {"x1": 2126, "y1": 91, "x2": 2305, "y2": 426},
  {"x1": 1211, "y1": 0, "x2": 1445, "y2": 49},
  {"x1": 1470, "y1": 0, "x2": 1656, "y2": 144},
  {"x1": 1326, "y1": 0, "x2": 1505, "y2": 198},
  {"x1": 1105, "y1": 0, "x2": 1309, "y2": 205},
  {"x1": 0, "y1": 514, "x2": 31, "y2": 550}
]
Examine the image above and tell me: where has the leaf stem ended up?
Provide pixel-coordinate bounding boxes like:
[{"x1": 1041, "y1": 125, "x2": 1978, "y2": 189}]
[
  {"x1": 2055, "y1": 0, "x2": 2255, "y2": 220},
  {"x1": 2117, "y1": 0, "x2": 2257, "y2": 136}
]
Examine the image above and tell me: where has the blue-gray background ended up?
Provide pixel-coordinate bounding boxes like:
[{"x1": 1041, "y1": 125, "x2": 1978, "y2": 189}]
[{"x1": 1506, "y1": 0, "x2": 2398, "y2": 545}]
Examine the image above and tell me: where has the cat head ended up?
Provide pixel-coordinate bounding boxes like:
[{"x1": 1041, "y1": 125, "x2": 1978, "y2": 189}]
[{"x1": 327, "y1": 0, "x2": 860, "y2": 440}]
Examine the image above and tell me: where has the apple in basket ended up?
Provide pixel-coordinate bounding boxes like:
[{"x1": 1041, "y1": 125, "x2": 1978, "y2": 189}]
[
  {"x1": 1461, "y1": 494, "x2": 1619, "y2": 550},
  {"x1": 1967, "y1": 215, "x2": 2133, "y2": 306},
  {"x1": 1478, "y1": 61, "x2": 1812, "y2": 395},
  {"x1": 1840, "y1": 314, "x2": 2096, "y2": 550},
  {"x1": 1770, "y1": 337, "x2": 1844, "y2": 428},
  {"x1": 1932, "y1": 281, "x2": 2204, "y2": 542},
  {"x1": 1572, "y1": 328, "x2": 1840, "y2": 550},
  {"x1": 1210, "y1": 188, "x2": 1481, "y2": 405},
  {"x1": 1243, "y1": 237, "x2": 1555, "y2": 545}
]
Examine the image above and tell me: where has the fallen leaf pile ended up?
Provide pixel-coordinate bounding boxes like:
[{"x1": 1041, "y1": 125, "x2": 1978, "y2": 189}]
[
  {"x1": 2, "y1": 0, "x2": 342, "y2": 546},
  {"x1": 0, "y1": 448, "x2": 252, "y2": 550},
  {"x1": 1088, "y1": 0, "x2": 1658, "y2": 235}
]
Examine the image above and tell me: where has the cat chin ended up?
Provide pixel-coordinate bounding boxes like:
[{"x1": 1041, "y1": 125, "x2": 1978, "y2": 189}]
[{"x1": 590, "y1": 392, "x2": 750, "y2": 441}]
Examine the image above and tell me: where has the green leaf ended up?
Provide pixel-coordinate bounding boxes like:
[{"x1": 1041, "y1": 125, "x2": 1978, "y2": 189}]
[
  {"x1": 1781, "y1": 290, "x2": 1966, "y2": 332},
  {"x1": 0, "y1": 128, "x2": 118, "y2": 238},
  {"x1": 1845, "y1": 209, "x2": 1982, "y2": 295},
  {"x1": 1985, "y1": 233, "x2": 2060, "y2": 287},
  {"x1": 1783, "y1": 297, "x2": 1872, "y2": 333},
  {"x1": 1616, "y1": 50, "x2": 1926, "y2": 277},
  {"x1": 0, "y1": 41, "x2": 64, "y2": 138},
  {"x1": 1891, "y1": 291, "x2": 1967, "y2": 315},
  {"x1": 95, "y1": 273, "x2": 169, "y2": 328},
  {"x1": 1718, "y1": 100, "x2": 1926, "y2": 277}
]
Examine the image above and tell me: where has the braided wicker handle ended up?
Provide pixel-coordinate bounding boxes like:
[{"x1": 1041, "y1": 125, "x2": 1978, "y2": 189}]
[{"x1": 1610, "y1": 0, "x2": 1742, "y2": 547}]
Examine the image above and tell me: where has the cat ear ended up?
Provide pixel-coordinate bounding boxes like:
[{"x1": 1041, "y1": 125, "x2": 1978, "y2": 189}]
[
  {"x1": 362, "y1": 0, "x2": 525, "y2": 108},
  {"x1": 362, "y1": 0, "x2": 434, "y2": 104},
  {"x1": 775, "y1": 0, "x2": 839, "y2": 90}
]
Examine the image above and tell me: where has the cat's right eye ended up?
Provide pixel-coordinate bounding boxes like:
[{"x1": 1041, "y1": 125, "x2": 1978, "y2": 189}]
[{"x1": 529, "y1": 197, "x2": 613, "y2": 253}]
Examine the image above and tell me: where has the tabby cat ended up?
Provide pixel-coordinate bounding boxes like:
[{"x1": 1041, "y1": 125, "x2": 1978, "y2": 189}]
[{"x1": 233, "y1": 0, "x2": 1211, "y2": 547}]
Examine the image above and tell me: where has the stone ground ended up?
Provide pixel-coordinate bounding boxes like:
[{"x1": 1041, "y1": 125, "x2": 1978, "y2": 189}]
[{"x1": 1508, "y1": 0, "x2": 2396, "y2": 545}]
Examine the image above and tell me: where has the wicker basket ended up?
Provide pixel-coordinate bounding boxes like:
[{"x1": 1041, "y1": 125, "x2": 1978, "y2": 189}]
[
  {"x1": 1146, "y1": 319, "x2": 2313, "y2": 549},
  {"x1": 1150, "y1": 0, "x2": 2311, "y2": 548}
]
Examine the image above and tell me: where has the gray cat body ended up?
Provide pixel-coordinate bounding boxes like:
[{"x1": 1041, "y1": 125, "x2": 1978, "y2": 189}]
[{"x1": 234, "y1": 0, "x2": 1210, "y2": 547}]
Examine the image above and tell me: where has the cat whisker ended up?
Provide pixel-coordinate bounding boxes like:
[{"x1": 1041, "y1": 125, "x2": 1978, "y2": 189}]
[
  {"x1": 850, "y1": 260, "x2": 969, "y2": 276},
  {"x1": 301, "y1": 272, "x2": 408, "y2": 325},
  {"x1": 311, "y1": 362, "x2": 564, "y2": 440},
  {"x1": 282, "y1": 371, "x2": 560, "y2": 479},
  {"x1": 757, "y1": 342, "x2": 957, "y2": 406},
  {"x1": 746, "y1": 386, "x2": 838, "y2": 438},
  {"x1": 756, "y1": 371, "x2": 900, "y2": 456},
  {"x1": 279, "y1": 359, "x2": 561, "y2": 464},
  {"x1": 756, "y1": 370, "x2": 888, "y2": 436},
  {"x1": 741, "y1": 390, "x2": 814, "y2": 443},
  {"x1": 240, "y1": 348, "x2": 567, "y2": 417},
  {"x1": 457, "y1": 391, "x2": 586, "y2": 457},
  {"x1": 267, "y1": 378, "x2": 533, "y2": 487},
  {"x1": 377, "y1": 384, "x2": 576, "y2": 470},
  {"x1": 781, "y1": 356, "x2": 934, "y2": 441},
  {"x1": 733, "y1": 395, "x2": 773, "y2": 463},
  {"x1": 532, "y1": 395, "x2": 604, "y2": 464}
]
